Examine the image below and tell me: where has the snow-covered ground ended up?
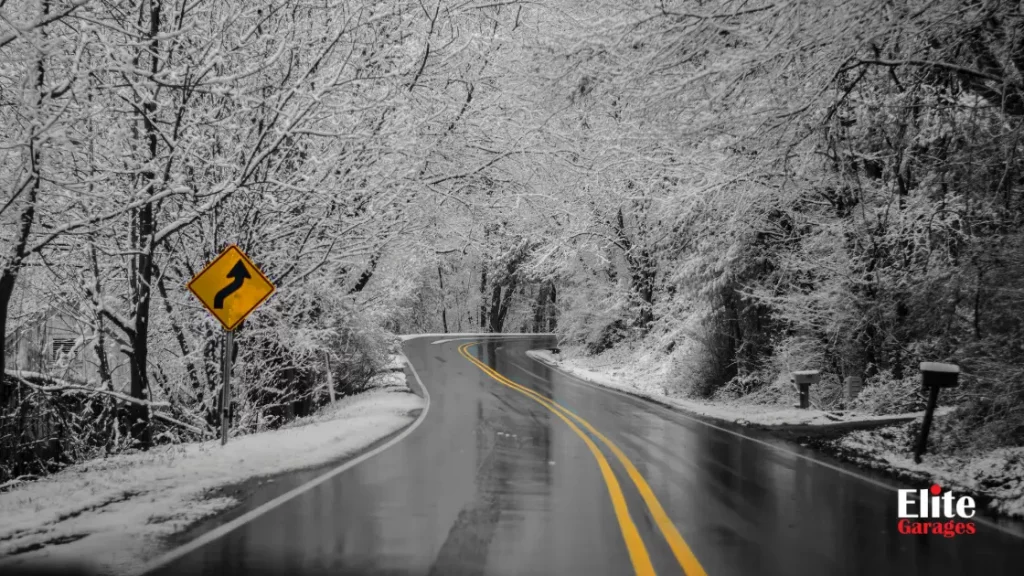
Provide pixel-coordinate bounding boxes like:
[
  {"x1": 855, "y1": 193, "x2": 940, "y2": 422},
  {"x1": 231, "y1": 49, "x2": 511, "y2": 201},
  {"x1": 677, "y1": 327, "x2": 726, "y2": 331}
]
[
  {"x1": 528, "y1": 347, "x2": 1024, "y2": 520},
  {"x1": 827, "y1": 426, "x2": 1024, "y2": 519},
  {"x1": 527, "y1": 349, "x2": 935, "y2": 429},
  {"x1": 0, "y1": 362, "x2": 425, "y2": 575},
  {"x1": 399, "y1": 332, "x2": 547, "y2": 341}
]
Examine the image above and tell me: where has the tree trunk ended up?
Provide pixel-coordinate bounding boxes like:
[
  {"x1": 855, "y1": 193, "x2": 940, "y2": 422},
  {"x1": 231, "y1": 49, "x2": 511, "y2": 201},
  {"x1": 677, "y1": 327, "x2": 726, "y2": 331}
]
[
  {"x1": 479, "y1": 265, "x2": 488, "y2": 329},
  {"x1": 349, "y1": 253, "x2": 378, "y2": 294},
  {"x1": 489, "y1": 283, "x2": 502, "y2": 333},
  {"x1": 438, "y1": 265, "x2": 448, "y2": 333},
  {"x1": 533, "y1": 282, "x2": 550, "y2": 333},
  {"x1": 89, "y1": 242, "x2": 114, "y2": 389},
  {"x1": 547, "y1": 283, "x2": 557, "y2": 332},
  {"x1": 125, "y1": 0, "x2": 163, "y2": 448},
  {"x1": 613, "y1": 208, "x2": 656, "y2": 330},
  {"x1": 0, "y1": 0, "x2": 48, "y2": 407},
  {"x1": 974, "y1": 268, "x2": 983, "y2": 339},
  {"x1": 127, "y1": 203, "x2": 154, "y2": 448},
  {"x1": 488, "y1": 277, "x2": 517, "y2": 334},
  {"x1": 532, "y1": 280, "x2": 557, "y2": 333},
  {"x1": 630, "y1": 249, "x2": 656, "y2": 330},
  {"x1": 0, "y1": 269, "x2": 23, "y2": 407}
]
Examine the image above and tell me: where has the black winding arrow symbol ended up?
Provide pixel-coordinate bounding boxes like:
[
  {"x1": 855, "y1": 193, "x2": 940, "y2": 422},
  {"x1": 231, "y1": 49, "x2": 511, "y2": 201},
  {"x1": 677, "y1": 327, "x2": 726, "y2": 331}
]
[{"x1": 213, "y1": 260, "x2": 251, "y2": 309}]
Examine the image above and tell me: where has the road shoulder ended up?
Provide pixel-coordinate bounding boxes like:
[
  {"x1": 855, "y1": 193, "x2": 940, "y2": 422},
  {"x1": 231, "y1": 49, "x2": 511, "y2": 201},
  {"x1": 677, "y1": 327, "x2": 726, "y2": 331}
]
[
  {"x1": 525, "y1": 349, "x2": 930, "y2": 434},
  {"x1": 0, "y1": 359, "x2": 426, "y2": 576},
  {"x1": 526, "y1": 348, "x2": 1024, "y2": 523}
]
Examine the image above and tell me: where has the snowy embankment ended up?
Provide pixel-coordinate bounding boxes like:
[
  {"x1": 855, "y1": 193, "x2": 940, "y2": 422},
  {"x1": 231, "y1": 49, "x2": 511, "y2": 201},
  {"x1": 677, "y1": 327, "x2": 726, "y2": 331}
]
[
  {"x1": 0, "y1": 356, "x2": 425, "y2": 575},
  {"x1": 526, "y1": 349, "x2": 933, "y2": 430},
  {"x1": 528, "y1": 347, "x2": 1024, "y2": 519},
  {"x1": 824, "y1": 428, "x2": 1024, "y2": 519}
]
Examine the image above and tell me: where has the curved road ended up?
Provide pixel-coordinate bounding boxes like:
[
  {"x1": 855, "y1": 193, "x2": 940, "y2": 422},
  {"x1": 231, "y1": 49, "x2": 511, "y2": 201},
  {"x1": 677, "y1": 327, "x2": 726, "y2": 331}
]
[{"x1": 145, "y1": 334, "x2": 1024, "y2": 576}]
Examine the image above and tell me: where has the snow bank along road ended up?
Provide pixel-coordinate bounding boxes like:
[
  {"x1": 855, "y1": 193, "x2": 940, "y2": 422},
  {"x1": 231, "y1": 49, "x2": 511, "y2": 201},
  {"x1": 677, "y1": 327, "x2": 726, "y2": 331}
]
[
  {"x1": 0, "y1": 370, "x2": 422, "y2": 576},
  {"x1": 141, "y1": 334, "x2": 1023, "y2": 576}
]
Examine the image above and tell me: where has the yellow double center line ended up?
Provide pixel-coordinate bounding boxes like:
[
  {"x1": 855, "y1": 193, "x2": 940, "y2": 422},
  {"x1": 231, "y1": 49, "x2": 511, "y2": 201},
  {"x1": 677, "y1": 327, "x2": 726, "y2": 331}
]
[{"x1": 459, "y1": 342, "x2": 707, "y2": 576}]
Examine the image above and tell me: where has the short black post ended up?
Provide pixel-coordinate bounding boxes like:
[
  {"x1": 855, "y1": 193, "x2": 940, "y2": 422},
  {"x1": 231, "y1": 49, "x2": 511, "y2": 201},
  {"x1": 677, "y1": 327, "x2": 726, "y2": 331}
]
[
  {"x1": 913, "y1": 362, "x2": 960, "y2": 463},
  {"x1": 914, "y1": 385, "x2": 940, "y2": 463}
]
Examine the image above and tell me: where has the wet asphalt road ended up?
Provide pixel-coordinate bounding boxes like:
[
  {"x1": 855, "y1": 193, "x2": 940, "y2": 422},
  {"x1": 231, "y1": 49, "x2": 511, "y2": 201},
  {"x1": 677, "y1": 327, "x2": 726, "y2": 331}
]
[{"x1": 143, "y1": 334, "x2": 1024, "y2": 576}]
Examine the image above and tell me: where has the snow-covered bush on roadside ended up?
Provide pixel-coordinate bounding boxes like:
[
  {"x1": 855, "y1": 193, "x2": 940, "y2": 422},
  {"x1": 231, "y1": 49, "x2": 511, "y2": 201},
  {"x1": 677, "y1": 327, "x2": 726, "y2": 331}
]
[{"x1": 850, "y1": 371, "x2": 927, "y2": 415}]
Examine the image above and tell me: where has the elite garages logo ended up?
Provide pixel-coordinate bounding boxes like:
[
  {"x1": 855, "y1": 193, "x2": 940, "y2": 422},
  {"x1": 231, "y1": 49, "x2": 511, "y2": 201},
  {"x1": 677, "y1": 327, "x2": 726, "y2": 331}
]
[{"x1": 897, "y1": 484, "x2": 977, "y2": 537}]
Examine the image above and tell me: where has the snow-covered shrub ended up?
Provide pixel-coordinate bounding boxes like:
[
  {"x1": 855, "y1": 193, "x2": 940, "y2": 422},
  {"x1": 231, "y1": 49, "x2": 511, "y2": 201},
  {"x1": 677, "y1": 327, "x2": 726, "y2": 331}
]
[
  {"x1": 945, "y1": 344, "x2": 1024, "y2": 450},
  {"x1": 810, "y1": 372, "x2": 845, "y2": 410},
  {"x1": 557, "y1": 273, "x2": 633, "y2": 352},
  {"x1": 659, "y1": 312, "x2": 735, "y2": 398},
  {"x1": 740, "y1": 373, "x2": 798, "y2": 407},
  {"x1": 851, "y1": 370, "x2": 926, "y2": 415},
  {"x1": 324, "y1": 318, "x2": 390, "y2": 397},
  {"x1": 584, "y1": 318, "x2": 629, "y2": 355},
  {"x1": 711, "y1": 373, "x2": 767, "y2": 401},
  {"x1": 767, "y1": 336, "x2": 827, "y2": 383}
]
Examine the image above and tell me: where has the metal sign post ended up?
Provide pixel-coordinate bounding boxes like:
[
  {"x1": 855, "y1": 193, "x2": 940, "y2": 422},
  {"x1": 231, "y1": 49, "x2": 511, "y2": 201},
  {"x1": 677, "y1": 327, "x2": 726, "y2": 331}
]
[
  {"x1": 221, "y1": 329, "x2": 234, "y2": 445},
  {"x1": 188, "y1": 244, "x2": 275, "y2": 446}
]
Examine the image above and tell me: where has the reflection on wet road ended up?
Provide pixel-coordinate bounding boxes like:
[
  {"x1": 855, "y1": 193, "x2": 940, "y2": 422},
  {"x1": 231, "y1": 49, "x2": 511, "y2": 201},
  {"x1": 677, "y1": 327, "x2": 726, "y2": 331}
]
[{"x1": 147, "y1": 335, "x2": 1024, "y2": 576}]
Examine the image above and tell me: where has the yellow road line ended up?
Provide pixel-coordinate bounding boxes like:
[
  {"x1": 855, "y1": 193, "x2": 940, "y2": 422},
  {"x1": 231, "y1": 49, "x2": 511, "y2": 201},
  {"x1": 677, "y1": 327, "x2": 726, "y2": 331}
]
[
  {"x1": 458, "y1": 343, "x2": 656, "y2": 576},
  {"x1": 461, "y1": 343, "x2": 708, "y2": 576},
  {"x1": 560, "y1": 402, "x2": 708, "y2": 576}
]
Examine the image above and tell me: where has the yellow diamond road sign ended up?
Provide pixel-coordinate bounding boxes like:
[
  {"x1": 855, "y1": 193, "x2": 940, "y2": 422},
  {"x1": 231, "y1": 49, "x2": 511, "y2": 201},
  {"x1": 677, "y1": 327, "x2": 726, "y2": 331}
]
[{"x1": 188, "y1": 244, "x2": 275, "y2": 331}]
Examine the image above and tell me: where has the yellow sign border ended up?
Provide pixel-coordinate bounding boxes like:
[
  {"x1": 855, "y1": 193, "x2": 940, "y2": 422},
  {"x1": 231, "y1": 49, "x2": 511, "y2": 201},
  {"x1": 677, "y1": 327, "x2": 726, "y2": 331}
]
[{"x1": 187, "y1": 244, "x2": 276, "y2": 331}]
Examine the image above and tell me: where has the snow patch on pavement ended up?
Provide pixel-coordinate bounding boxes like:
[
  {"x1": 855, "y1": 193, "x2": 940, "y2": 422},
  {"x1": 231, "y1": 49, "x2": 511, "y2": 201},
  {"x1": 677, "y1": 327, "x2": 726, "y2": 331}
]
[{"x1": 0, "y1": 364, "x2": 424, "y2": 575}]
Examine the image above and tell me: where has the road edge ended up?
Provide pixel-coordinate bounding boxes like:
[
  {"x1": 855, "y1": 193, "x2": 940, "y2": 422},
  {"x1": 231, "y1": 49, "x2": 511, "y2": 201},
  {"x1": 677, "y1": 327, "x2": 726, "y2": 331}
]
[
  {"x1": 525, "y1": 348, "x2": 1024, "y2": 538},
  {"x1": 136, "y1": 346, "x2": 434, "y2": 575},
  {"x1": 525, "y1": 350, "x2": 926, "y2": 436},
  {"x1": 524, "y1": 349, "x2": 780, "y2": 431}
]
